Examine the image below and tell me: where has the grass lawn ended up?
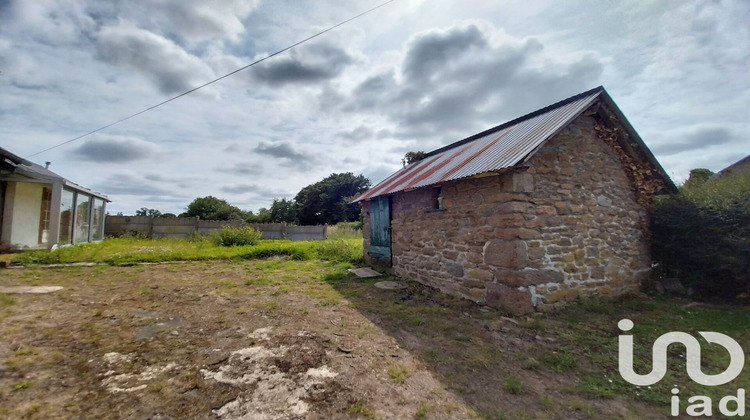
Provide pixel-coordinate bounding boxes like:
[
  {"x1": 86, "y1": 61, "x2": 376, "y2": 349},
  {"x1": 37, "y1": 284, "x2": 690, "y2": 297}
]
[
  {"x1": 1, "y1": 237, "x2": 749, "y2": 419},
  {"x1": 9, "y1": 236, "x2": 364, "y2": 266}
]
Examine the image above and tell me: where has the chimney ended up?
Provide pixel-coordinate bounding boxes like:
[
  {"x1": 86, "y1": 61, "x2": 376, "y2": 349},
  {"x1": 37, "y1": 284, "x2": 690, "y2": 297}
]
[{"x1": 45, "y1": 162, "x2": 51, "y2": 169}]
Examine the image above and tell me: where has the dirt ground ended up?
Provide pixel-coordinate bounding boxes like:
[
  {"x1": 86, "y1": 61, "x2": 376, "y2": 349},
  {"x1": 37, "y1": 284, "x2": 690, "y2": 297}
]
[{"x1": 0, "y1": 259, "x2": 666, "y2": 419}]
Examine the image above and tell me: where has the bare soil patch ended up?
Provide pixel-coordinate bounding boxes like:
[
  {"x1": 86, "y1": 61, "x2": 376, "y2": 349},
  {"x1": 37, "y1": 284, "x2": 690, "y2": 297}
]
[{"x1": 0, "y1": 260, "x2": 678, "y2": 419}]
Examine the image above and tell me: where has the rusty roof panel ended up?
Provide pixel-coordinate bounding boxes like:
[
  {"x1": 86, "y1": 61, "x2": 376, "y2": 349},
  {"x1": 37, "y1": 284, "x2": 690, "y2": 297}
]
[{"x1": 353, "y1": 88, "x2": 602, "y2": 203}]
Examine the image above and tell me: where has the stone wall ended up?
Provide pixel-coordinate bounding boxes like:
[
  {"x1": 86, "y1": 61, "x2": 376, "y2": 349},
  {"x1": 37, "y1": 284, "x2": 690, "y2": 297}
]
[{"x1": 363, "y1": 112, "x2": 657, "y2": 315}]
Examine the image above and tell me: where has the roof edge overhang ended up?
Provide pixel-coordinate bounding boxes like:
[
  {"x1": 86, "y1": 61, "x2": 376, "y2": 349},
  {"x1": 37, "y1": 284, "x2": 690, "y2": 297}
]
[
  {"x1": 595, "y1": 90, "x2": 677, "y2": 193},
  {"x1": 0, "y1": 168, "x2": 110, "y2": 201},
  {"x1": 63, "y1": 180, "x2": 110, "y2": 201},
  {"x1": 0, "y1": 148, "x2": 31, "y2": 167},
  {"x1": 12, "y1": 165, "x2": 64, "y2": 183},
  {"x1": 1, "y1": 147, "x2": 110, "y2": 201}
]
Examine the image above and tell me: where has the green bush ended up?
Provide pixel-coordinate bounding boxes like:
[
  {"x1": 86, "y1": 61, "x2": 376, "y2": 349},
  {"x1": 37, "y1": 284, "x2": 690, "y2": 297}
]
[
  {"x1": 680, "y1": 170, "x2": 750, "y2": 210},
  {"x1": 650, "y1": 170, "x2": 750, "y2": 300},
  {"x1": 213, "y1": 226, "x2": 262, "y2": 247}
]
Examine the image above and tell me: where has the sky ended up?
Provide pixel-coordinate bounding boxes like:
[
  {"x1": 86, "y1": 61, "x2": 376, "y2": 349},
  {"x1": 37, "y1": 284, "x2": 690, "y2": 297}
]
[{"x1": 1, "y1": 0, "x2": 748, "y2": 215}]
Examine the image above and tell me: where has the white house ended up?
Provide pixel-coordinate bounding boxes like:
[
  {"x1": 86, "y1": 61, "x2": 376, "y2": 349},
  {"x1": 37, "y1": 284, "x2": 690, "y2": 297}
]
[{"x1": 0, "y1": 147, "x2": 109, "y2": 250}]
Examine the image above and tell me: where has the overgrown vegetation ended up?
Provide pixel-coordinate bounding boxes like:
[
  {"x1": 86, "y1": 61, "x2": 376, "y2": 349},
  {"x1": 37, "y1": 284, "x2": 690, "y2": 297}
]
[
  {"x1": 650, "y1": 169, "x2": 750, "y2": 300},
  {"x1": 327, "y1": 221, "x2": 363, "y2": 240},
  {"x1": 402, "y1": 151, "x2": 427, "y2": 166},
  {"x1": 10, "y1": 236, "x2": 363, "y2": 266},
  {"x1": 212, "y1": 226, "x2": 262, "y2": 247}
]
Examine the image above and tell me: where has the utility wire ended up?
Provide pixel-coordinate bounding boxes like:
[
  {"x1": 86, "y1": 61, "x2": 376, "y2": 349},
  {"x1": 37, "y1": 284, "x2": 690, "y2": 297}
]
[{"x1": 28, "y1": 0, "x2": 396, "y2": 158}]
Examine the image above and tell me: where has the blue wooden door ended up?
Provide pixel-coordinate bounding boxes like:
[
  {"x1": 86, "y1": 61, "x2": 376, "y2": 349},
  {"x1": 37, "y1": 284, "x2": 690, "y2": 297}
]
[{"x1": 370, "y1": 197, "x2": 391, "y2": 258}]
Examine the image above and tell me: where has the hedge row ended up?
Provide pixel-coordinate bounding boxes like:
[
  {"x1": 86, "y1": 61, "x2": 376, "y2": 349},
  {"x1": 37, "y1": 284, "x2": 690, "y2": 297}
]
[{"x1": 650, "y1": 197, "x2": 750, "y2": 300}]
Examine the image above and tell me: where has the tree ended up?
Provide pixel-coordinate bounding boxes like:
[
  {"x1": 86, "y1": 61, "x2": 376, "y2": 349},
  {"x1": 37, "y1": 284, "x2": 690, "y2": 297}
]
[
  {"x1": 135, "y1": 208, "x2": 162, "y2": 217},
  {"x1": 402, "y1": 151, "x2": 427, "y2": 166},
  {"x1": 184, "y1": 196, "x2": 245, "y2": 220},
  {"x1": 683, "y1": 168, "x2": 714, "y2": 190},
  {"x1": 295, "y1": 172, "x2": 371, "y2": 225},
  {"x1": 269, "y1": 198, "x2": 298, "y2": 224},
  {"x1": 247, "y1": 207, "x2": 271, "y2": 223}
]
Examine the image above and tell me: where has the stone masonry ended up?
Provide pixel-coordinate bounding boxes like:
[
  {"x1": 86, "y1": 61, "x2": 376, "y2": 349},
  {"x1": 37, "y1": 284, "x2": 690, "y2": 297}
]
[{"x1": 362, "y1": 112, "x2": 659, "y2": 315}]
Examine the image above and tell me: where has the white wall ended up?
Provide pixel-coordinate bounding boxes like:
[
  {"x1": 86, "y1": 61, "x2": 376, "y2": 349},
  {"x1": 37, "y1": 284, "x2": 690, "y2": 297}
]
[{"x1": 9, "y1": 182, "x2": 47, "y2": 249}]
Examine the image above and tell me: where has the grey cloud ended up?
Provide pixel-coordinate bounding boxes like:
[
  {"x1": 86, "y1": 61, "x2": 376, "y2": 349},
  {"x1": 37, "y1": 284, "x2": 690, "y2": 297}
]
[
  {"x1": 95, "y1": 173, "x2": 171, "y2": 196},
  {"x1": 3, "y1": 0, "x2": 96, "y2": 47},
  {"x1": 346, "y1": 71, "x2": 397, "y2": 112},
  {"x1": 218, "y1": 162, "x2": 264, "y2": 176},
  {"x1": 365, "y1": 165, "x2": 401, "y2": 185},
  {"x1": 318, "y1": 86, "x2": 347, "y2": 111},
  {"x1": 402, "y1": 24, "x2": 488, "y2": 82},
  {"x1": 376, "y1": 129, "x2": 393, "y2": 139},
  {"x1": 143, "y1": 173, "x2": 172, "y2": 182},
  {"x1": 653, "y1": 127, "x2": 734, "y2": 156},
  {"x1": 142, "y1": 195, "x2": 189, "y2": 204},
  {"x1": 220, "y1": 184, "x2": 279, "y2": 195},
  {"x1": 336, "y1": 125, "x2": 373, "y2": 142},
  {"x1": 72, "y1": 136, "x2": 159, "y2": 163},
  {"x1": 147, "y1": 0, "x2": 259, "y2": 43},
  {"x1": 144, "y1": 173, "x2": 199, "y2": 184},
  {"x1": 86, "y1": 0, "x2": 260, "y2": 44},
  {"x1": 220, "y1": 184, "x2": 262, "y2": 194},
  {"x1": 255, "y1": 141, "x2": 309, "y2": 161},
  {"x1": 338, "y1": 23, "x2": 603, "y2": 142},
  {"x1": 224, "y1": 143, "x2": 241, "y2": 153},
  {"x1": 251, "y1": 42, "x2": 354, "y2": 86},
  {"x1": 94, "y1": 22, "x2": 215, "y2": 95},
  {"x1": 253, "y1": 141, "x2": 319, "y2": 172}
]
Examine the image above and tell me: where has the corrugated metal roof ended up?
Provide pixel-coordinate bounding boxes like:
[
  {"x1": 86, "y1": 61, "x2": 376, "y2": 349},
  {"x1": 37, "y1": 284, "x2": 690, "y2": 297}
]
[{"x1": 353, "y1": 87, "x2": 604, "y2": 203}]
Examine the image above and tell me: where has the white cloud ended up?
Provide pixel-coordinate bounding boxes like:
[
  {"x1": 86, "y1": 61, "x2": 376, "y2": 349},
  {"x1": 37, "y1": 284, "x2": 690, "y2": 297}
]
[
  {"x1": 0, "y1": 0, "x2": 748, "y2": 214},
  {"x1": 94, "y1": 21, "x2": 218, "y2": 96}
]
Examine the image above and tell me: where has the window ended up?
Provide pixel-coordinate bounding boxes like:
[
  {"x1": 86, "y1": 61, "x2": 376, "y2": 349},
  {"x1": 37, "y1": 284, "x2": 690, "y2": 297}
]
[
  {"x1": 428, "y1": 187, "x2": 444, "y2": 210},
  {"x1": 38, "y1": 187, "x2": 52, "y2": 244},
  {"x1": 74, "y1": 194, "x2": 91, "y2": 244},
  {"x1": 59, "y1": 189, "x2": 75, "y2": 244},
  {"x1": 90, "y1": 198, "x2": 105, "y2": 241}
]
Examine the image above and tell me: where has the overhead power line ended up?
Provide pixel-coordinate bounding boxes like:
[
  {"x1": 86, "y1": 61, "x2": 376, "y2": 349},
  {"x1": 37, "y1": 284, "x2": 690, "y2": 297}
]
[{"x1": 28, "y1": 0, "x2": 396, "y2": 158}]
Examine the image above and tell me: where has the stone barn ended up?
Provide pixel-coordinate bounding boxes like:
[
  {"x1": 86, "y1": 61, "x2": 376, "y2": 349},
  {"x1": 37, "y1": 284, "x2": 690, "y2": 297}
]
[{"x1": 352, "y1": 86, "x2": 674, "y2": 315}]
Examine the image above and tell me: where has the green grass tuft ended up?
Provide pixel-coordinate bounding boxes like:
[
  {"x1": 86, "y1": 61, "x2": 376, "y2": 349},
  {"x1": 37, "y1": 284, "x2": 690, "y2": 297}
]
[
  {"x1": 503, "y1": 375, "x2": 524, "y2": 394},
  {"x1": 0, "y1": 293, "x2": 16, "y2": 308},
  {"x1": 348, "y1": 400, "x2": 376, "y2": 418},
  {"x1": 544, "y1": 348, "x2": 577, "y2": 373},
  {"x1": 387, "y1": 362, "x2": 410, "y2": 384}
]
